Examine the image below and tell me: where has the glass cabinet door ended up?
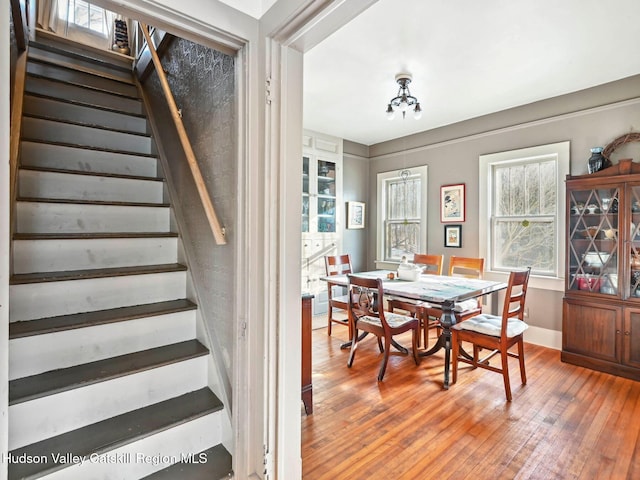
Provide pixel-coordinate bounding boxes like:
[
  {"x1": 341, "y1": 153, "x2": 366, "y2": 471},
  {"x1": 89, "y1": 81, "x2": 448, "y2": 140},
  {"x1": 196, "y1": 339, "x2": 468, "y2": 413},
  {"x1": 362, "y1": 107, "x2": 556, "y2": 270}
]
[
  {"x1": 316, "y1": 160, "x2": 337, "y2": 233},
  {"x1": 629, "y1": 185, "x2": 640, "y2": 297},
  {"x1": 568, "y1": 187, "x2": 619, "y2": 295}
]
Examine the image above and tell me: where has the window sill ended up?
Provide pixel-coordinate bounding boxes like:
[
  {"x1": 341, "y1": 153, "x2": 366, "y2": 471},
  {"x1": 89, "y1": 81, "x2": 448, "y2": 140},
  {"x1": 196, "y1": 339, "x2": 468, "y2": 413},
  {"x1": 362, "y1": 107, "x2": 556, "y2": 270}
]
[{"x1": 484, "y1": 270, "x2": 564, "y2": 292}]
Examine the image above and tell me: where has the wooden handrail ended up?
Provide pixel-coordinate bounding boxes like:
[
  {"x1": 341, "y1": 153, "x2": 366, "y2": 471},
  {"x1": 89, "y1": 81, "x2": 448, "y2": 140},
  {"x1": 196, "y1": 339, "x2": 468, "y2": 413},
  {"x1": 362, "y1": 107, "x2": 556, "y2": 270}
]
[
  {"x1": 139, "y1": 23, "x2": 227, "y2": 245},
  {"x1": 10, "y1": 0, "x2": 29, "y2": 267}
]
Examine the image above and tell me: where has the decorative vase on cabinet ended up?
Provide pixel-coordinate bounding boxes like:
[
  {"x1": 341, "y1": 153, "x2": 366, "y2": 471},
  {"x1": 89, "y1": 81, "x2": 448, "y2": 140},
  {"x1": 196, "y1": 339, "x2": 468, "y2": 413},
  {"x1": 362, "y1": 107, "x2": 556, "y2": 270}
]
[{"x1": 563, "y1": 159, "x2": 640, "y2": 381}]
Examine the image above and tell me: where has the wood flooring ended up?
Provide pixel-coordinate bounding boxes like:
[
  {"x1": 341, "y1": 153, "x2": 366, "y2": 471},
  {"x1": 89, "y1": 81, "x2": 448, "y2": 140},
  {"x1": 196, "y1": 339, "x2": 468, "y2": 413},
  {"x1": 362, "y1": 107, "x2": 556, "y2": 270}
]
[{"x1": 302, "y1": 327, "x2": 640, "y2": 479}]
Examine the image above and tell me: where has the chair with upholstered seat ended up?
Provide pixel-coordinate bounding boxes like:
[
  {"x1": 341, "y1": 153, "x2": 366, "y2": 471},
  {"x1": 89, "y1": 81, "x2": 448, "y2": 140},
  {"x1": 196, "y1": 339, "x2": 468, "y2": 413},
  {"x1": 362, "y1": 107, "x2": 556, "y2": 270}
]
[
  {"x1": 422, "y1": 256, "x2": 485, "y2": 325},
  {"x1": 324, "y1": 254, "x2": 353, "y2": 337},
  {"x1": 347, "y1": 274, "x2": 420, "y2": 381},
  {"x1": 451, "y1": 267, "x2": 531, "y2": 401},
  {"x1": 387, "y1": 254, "x2": 444, "y2": 347}
]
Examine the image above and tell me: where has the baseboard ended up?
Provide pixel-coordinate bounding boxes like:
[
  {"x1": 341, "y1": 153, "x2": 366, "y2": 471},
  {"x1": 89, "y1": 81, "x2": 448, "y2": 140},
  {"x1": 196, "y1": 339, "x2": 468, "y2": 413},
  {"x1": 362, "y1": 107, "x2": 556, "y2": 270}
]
[{"x1": 524, "y1": 325, "x2": 562, "y2": 350}]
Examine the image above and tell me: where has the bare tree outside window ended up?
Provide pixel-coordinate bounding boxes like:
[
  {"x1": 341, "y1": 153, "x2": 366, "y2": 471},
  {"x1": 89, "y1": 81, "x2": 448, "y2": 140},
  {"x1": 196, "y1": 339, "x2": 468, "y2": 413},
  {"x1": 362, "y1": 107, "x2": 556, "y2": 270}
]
[
  {"x1": 492, "y1": 159, "x2": 556, "y2": 274},
  {"x1": 386, "y1": 176, "x2": 421, "y2": 261}
]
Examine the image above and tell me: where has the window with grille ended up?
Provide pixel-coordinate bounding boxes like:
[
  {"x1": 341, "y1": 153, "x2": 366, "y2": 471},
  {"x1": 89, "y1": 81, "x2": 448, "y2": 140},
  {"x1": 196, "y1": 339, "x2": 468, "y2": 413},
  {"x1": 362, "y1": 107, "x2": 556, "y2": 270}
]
[
  {"x1": 479, "y1": 142, "x2": 569, "y2": 290},
  {"x1": 377, "y1": 166, "x2": 428, "y2": 263}
]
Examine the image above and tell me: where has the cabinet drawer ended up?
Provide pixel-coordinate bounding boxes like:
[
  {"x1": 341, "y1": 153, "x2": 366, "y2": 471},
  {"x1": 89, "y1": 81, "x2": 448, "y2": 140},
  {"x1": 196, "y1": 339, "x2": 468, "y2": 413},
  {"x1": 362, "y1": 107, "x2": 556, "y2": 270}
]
[{"x1": 563, "y1": 299, "x2": 621, "y2": 363}]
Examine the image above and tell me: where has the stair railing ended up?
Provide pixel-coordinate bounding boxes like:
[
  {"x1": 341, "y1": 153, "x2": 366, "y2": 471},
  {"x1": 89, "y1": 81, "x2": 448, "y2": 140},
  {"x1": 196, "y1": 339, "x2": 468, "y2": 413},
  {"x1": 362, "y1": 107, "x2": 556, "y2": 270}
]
[
  {"x1": 9, "y1": 0, "x2": 30, "y2": 260},
  {"x1": 10, "y1": 0, "x2": 29, "y2": 199},
  {"x1": 139, "y1": 23, "x2": 227, "y2": 245}
]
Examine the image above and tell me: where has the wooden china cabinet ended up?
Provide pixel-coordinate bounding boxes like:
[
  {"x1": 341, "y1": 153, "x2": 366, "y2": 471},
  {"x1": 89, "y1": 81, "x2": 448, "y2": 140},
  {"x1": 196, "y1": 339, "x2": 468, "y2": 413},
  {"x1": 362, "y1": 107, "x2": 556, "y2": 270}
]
[{"x1": 563, "y1": 159, "x2": 640, "y2": 380}]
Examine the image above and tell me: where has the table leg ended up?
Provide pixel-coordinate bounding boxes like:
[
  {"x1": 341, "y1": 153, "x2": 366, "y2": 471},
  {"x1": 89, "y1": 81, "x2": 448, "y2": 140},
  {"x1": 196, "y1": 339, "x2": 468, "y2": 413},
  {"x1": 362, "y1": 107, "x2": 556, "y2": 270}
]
[{"x1": 419, "y1": 300, "x2": 456, "y2": 389}]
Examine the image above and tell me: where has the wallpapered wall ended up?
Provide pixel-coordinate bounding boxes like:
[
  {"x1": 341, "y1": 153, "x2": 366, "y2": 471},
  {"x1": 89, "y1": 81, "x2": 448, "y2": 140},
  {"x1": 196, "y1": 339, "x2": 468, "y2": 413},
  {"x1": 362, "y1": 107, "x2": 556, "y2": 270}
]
[
  {"x1": 9, "y1": 5, "x2": 17, "y2": 106},
  {"x1": 143, "y1": 37, "x2": 236, "y2": 399}
]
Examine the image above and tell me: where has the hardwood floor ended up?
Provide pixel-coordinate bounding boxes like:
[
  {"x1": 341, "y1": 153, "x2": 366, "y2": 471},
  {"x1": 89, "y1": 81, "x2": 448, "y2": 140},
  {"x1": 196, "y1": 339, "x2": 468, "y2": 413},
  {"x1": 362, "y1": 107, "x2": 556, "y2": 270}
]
[{"x1": 302, "y1": 327, "x2": 640, "y2": 479}]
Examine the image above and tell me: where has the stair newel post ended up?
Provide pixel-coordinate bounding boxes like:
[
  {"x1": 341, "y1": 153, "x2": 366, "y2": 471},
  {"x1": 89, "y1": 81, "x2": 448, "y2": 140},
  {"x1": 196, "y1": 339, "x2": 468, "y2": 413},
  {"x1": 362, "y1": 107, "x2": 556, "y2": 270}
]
[{"x1": 139, "y1": 23, "x2": 227, "y2": 245}]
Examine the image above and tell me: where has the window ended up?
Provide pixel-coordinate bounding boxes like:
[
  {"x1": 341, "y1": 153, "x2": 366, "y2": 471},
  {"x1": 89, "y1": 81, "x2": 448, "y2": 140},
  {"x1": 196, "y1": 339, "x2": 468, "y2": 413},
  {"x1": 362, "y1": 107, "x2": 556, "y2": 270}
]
[
  {"x1": 479, "y1": 142, "x2": 569, "y2": 290},
  {"x1": 59, "y1": 1, "x2": 108, "y2": 35},
  {"x1": 377, "y1": 166, "x2": 428, "y2": 263}
]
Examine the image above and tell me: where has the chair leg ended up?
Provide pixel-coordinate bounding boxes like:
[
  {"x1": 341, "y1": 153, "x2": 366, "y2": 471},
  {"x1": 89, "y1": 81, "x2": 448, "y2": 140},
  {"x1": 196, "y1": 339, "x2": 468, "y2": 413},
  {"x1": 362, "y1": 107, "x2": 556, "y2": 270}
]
[
  {"x1": 327, "y1": 304, "x2": 333, "y2": 336},
  {"x1": 501, "y1": 349, "x2": 512, "y2": 402},
  {"x1": 347, "y1": 328, "x2": 359, "y2": 368},
  {"x1": 377, "y1": 336, "x2": 384, "y2": 353},
  {"x1": 412, "y1": 329, "x2": 420, "y2": 366},
  {"x1": 518, "y1": 338, "x2": 527, "y2": 385},
  {"x1": 451, "y1": 331, "x2": 459, "y2": 384},
  {"x1": 377, "y1": 336, "x2": 391, "y2": 381}
]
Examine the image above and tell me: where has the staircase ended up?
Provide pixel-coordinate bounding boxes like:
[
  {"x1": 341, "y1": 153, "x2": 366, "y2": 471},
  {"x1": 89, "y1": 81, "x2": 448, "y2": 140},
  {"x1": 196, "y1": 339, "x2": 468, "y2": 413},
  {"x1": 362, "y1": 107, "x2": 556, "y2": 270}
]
[{"x1": 8, "y1": 37, "x2": 232, "y2": 479}]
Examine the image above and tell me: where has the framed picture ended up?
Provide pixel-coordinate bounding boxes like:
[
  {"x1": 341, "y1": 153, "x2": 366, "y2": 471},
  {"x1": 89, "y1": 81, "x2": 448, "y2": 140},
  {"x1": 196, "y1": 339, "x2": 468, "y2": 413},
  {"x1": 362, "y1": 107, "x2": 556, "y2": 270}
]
[
  {"x1": 444, "y1": 225, "x2": 462, "y2": 248},
  {"x1": 347, "y1": 201, "x2": 365, "y2": 229},
  {"x1": 440, "y1": 183, "x2": 466, "y2": 222}
]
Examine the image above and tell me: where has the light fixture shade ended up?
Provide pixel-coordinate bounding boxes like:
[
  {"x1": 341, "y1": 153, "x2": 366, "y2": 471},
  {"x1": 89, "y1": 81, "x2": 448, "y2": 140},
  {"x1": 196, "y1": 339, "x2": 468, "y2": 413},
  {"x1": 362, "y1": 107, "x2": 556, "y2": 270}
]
[
  {"x1": 386, "y1": 104, "x2": 395, "y2": 120},
  {"x1": 414, "y1": 103, "x2": 422, "y2": 119}
]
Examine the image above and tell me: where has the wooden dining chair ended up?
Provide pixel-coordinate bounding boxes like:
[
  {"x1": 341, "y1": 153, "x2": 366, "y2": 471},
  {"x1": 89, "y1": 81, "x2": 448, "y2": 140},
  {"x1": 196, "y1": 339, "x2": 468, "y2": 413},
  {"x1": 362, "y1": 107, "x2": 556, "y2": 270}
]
[
  {"x1": 324, "y1": 254, "x2": 353, "y2": 337},
  {"x1": 422, "y1": 256, "x2": 485, "y2": 325},
  {"x1": 387, "y1": 254, "x2": 444, "y2": 347},
  {"x1": 451, "y1": 268, "x2": 531, "y2": 401},
  {"x1": 347, "y1": 274, "x2": 420, "y2": 381}
]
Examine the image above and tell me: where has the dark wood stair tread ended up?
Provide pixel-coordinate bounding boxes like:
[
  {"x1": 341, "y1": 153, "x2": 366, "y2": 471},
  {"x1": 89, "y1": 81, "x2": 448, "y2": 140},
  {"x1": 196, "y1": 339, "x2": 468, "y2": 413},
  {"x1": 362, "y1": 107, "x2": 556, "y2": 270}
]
[
  {"x1": 22, "y1": 113, "x2": 153, "y2": 138},
  {"x1": 25, "y1": 90, "x2": 147, "y2": 118},
  {"x1": 27, "y1": 71, "x2": 141, "y2": 100},
  {"x1": 28, "y1": 40, "x2": 133, "y2": 74},
  {"x1": 10, "y1": 263, "x2": 187, "y2": 285},
  {"x1": 28, "y1": 52, "x2": 136, "y2": 86},
  {"x1": 19, "y1": 165, "x2": 164, "y2": 182},
  {"x1": 9, "y1": 340, "x2": 209, "y2": 405},
  {"x1": 10, "y1": 299, "x2": 197, "y2": 339},
  {"x1": 16, "y1": 196, "x2": 169, "y2": 207},
  {"x1": 8, "y1": 388, "x2": 222, "y2": 480},
  {"x1": 13, "y1": 232, "x2": 179, "y2": 240},
  {"x1": 142, "y1": 445, "x2": 232, "y2": 480},
  {"x1": 20, "y1": 137, "x2": 158, "y2": 158}
]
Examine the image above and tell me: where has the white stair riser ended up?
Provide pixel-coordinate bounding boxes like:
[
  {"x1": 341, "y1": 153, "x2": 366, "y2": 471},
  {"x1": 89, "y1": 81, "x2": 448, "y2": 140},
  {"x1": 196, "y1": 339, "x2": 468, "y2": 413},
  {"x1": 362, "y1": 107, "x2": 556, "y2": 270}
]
[
  {"x1": 9, "y1": 356, "x2": 208, "y2": 450},
  {"x1": 10, "y1": 271, "x2": 187, "y2": 321},
  {"x1": 16, "y1": 202, "x2": 170, "y2": 234},
  {"x1": 9, "y1": 310, "x2": 196, "y2": 379},
  {"x1": 43, "y1": 412, "x2": 222, "y2": 480},
  {"x1": 19, "y1": 170, "x2": 164, "y2": 204},
  {"x1": 23, "y1": 95, "x2": 148, "y2": 134},
  {"x1": 27, "y1": 61, "x2": 138, "y2": 97},
  {"x1": 26, "y1": 76, "x2": 142, "y2": 115},
  {"x1": 13, "y1": 237, "x2": 178, "y2": 274},
  {"x1": 28, "y1": 46, "x2": 132, "y2": 81},
  {"x1": 21, "y1": 141, "x2": 158, "y2": 177},
  {"x1": 22, "y1": 117, "x2": 152, "y2": 155}
]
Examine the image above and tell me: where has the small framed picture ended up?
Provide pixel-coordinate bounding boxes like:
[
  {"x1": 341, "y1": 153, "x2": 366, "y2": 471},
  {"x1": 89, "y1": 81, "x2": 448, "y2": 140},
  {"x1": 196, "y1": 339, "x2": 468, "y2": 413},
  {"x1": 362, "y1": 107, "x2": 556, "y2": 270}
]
[
  {"x1": 441, "y1": 183, "x2": 466, "y2": 222},
  {"x1": 347, "y1": 201, "x2": 365, "y2": 229},
  {"x1": 444, "y1": 225, "x2": 462, "y2": 248}
]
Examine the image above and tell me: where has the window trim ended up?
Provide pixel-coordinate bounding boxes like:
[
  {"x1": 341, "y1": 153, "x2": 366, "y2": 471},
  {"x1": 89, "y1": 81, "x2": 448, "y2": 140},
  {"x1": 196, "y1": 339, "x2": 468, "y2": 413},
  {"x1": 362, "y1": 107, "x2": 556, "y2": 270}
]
[
  {"x1": 479, "y1": 142, "x2": 570, "y2": 291},
  {"x1": 376, "y1": 165, "x2": 428, "y2": 265}
]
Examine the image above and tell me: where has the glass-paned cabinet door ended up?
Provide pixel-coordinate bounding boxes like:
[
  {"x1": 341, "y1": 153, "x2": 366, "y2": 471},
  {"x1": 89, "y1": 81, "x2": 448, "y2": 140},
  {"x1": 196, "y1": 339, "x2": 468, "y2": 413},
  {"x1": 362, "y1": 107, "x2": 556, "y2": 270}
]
[
  {"x1": 302, "y1": 156, "x2": 310, "y2": 232},
  {"x1": 568, "y1": 187, "x2": 619, "y2": 295},
  {"x1": 316, "y1": 160, "x2": 337, "y2": 233},
  {"x1": 629, "y1": 185, "x2": 640, "y2": 297}
]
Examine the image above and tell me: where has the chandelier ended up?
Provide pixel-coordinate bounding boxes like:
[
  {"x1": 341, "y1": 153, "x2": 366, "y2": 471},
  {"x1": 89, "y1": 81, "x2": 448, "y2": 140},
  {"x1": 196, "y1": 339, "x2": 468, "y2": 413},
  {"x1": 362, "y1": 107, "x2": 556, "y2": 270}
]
[{"x1": 386, "y1": 73, "x2": 422, "y2": 120}]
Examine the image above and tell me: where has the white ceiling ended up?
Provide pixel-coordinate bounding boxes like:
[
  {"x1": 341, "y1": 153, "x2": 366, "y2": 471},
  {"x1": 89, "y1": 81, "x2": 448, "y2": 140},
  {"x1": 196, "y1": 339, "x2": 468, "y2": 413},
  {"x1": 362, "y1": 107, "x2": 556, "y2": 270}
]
[{"x1": 303, "y1": 0, "x2": 640, "y2": 146}]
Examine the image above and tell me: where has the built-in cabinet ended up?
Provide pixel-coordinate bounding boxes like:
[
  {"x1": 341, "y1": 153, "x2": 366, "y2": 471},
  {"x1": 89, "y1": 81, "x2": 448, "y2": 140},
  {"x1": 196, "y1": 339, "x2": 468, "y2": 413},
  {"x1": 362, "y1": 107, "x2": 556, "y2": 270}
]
[
  {"x1": 301, "y1": 130, "x2": 343, "y2": 314},
  {"x1": 562, "y1": 159, "x2": 640, "y2": 381}
]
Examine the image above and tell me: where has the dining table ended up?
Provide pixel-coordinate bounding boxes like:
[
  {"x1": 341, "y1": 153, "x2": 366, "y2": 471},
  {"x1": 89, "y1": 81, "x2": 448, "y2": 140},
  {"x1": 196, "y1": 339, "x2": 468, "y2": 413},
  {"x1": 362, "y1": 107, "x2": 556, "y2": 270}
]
[{"x1": 322, "y1": 270, "x2": 508, "y2": 389}]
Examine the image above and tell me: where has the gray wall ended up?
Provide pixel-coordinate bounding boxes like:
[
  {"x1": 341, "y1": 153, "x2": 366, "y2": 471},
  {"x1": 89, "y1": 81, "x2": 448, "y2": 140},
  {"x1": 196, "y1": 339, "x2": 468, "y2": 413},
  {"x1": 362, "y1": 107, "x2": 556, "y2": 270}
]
[
  {"x1": 342, "y1": 140, "x2": 370, "y2": 272},
  {"x1": 359, "y1": 75, "x2": 640, "y2": 334},
  {"x1": 142, "y1": 37, "x2": 236, "y2": 399}
]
